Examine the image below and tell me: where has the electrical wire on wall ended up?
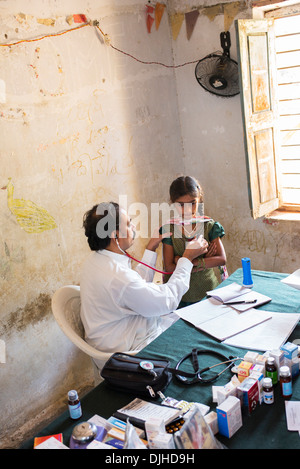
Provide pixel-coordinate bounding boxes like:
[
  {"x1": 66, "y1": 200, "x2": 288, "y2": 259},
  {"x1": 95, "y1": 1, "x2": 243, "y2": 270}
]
[{"x1": 0, "y1": 20, "x2": 199, "y2": 69}]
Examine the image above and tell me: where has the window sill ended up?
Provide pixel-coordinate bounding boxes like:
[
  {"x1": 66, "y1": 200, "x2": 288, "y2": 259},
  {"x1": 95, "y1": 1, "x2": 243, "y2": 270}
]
[{"x1": 265, "y1": 210, "x2": 300, "y2": 222}]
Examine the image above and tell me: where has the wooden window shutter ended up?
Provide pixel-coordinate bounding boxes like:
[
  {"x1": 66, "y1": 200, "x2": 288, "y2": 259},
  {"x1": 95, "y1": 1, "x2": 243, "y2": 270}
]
[{"x1": 236, "y1": 19, "x2": 282, "y2": 219}]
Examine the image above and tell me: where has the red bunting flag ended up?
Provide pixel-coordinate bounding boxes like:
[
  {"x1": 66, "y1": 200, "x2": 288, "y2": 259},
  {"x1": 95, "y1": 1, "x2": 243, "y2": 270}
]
[
  {"x1": 146, "y1": 4, "x2": 155, "y2": 33},
  {"x1": 73, "y1": 14, "x2": 87, "y2": 23}
]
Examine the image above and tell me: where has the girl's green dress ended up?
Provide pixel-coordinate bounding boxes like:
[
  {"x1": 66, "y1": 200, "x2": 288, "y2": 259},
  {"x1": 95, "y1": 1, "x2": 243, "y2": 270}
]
[{"x1": 160, "y1": 218, "x2": 225, "y2": 308}]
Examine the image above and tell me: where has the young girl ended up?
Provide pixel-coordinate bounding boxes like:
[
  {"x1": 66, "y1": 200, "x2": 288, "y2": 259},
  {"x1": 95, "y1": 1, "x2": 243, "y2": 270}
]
[{"x1": 160, "y1": 176, "x2": 227, "y2": 308}]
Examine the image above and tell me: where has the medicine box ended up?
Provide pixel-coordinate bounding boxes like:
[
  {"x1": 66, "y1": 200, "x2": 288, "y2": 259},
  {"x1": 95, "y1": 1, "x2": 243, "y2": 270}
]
[
  {"x1": 238, "y1": 361, "x2": 252, "y2": 382},
  {"x1": 244, "y1": 351, "x2": 258, "y2": 364},
  {"x1": 249, "y1": 370, "x2": 264, "y2": 404},
  {"x1": 216, "y1": 396, "x2": 242, "y2": 438},
  {"x1": 152, "y1": 433, "x2": 175, "y2": 449},
  {"x1": 237, "y1": 377, "x2": 259, "y2": 414},
  {"x1": 145, "y1": 417, "x2": 166, "y2": 449},
  {"x1": 270, "y1": 349, "x2": 284, "y2": 370},
  {"x1": 216, "y1": 376, "x2": 239, "y2": 405},
  {"x1": 281, "y1": 342, "x2": 298, "y2": 360},
  {"x1": 204, "y1": 411, "x2": 218, "y2": 435},
  {"x1": 250, "y1": 364, "x2": 264, "y2": 375}
]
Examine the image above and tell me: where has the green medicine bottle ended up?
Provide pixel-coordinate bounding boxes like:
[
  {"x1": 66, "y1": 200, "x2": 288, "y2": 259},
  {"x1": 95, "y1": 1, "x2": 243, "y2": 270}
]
[{"x1": 265, "y1": 357, "x2": 278, "y2": 385}]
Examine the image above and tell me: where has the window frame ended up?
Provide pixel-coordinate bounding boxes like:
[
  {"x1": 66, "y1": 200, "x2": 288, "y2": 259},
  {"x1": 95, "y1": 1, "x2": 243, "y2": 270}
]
[{"x1": 236, "y1": 2, "x2": 300, "y2": 218}]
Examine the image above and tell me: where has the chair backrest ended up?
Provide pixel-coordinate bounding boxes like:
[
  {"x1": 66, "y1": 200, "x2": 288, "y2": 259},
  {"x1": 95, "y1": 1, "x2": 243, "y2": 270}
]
[{"x1": 51, "y1": 285, "x2": 112, "y2": 361}]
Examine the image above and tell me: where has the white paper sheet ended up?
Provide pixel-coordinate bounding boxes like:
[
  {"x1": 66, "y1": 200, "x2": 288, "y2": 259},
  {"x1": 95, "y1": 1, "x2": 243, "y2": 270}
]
[
  {"x1": 281, "y1": 269, "x2": 300, "y2": 290},
  {"x1": 206, "y1": 283, "x2": 251, "y2": 302},
  {"x1": 206, "y1": 283, "x2": 271, "y2": 311},
  {"x1": 285, "y1": 401, "x2": 300, "y2": 432},
  {"x1": 223, "y1": 312, "x2": 300, "y2": 351},
  {"x1": 176, "y1": 298, "x2": 272, "y2": 341}
]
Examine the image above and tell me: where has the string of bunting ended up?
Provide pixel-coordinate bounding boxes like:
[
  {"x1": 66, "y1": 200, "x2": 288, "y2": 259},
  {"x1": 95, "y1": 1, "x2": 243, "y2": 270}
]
[
  {"x1": 0, "y1": 2, "x2": 242, "y2": 66},
  {"x1": 146, "y1": 1, "x2": 242, "y2": 39}
]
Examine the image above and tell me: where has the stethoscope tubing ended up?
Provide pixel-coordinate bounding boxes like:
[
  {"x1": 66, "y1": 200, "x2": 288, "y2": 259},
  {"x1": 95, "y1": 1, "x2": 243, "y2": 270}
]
[{"x1": 174, "y1": 349, "x2": 242, "y2": 384}]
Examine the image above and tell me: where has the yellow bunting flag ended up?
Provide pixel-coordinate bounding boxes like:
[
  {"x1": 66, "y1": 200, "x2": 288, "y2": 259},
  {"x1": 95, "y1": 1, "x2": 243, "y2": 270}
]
[
  {"x1": 170, "y1": 12, "x2": 184, "y2": 41},
  {"x1": 155, "y1": 3, "x2": 165, "y2": 30},
  {"x1": 185, "y1": 9, "x2": 199, "y2": 40},
  {"x1": 202, "y1": 4, "x2": 223, "y2": 22},
  {"x1": 223, "y1": 2, "x2": 241, "y2": 31}
]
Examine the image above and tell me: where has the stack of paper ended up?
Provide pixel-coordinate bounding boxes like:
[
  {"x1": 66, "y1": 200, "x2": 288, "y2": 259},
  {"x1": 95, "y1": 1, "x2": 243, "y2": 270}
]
[{"x1": 176, "y1": 283, "x2": 300, "y2": 351}]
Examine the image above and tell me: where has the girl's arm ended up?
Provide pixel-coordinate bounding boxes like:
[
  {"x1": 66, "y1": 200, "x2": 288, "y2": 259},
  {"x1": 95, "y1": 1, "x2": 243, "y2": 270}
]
[
  {"x1": 202, "y1": 237, "x2": 226, "y2": 269},
  {"x1": 162, "y1": 242, "x2": 177, "y2": 273}
]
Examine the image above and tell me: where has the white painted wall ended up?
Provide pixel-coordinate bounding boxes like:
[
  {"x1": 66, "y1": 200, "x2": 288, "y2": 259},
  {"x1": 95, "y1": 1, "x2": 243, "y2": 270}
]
[{"x1": 0, "y1": 0, "x2": 184, "y2": 448}]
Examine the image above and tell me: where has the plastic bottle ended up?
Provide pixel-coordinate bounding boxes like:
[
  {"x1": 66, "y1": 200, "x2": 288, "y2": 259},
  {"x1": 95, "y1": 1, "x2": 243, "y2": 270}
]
[
  {"x1": 265, "y1": 357, "x2": 278, "y2": 385},
  {"x1": 262, "y1": 377, "x2": 274, "y2": 404},
  {"x1": 279, "y1": 366, "x2": 292, "y2": 398},
  {"x1": 242, "y1": 257, "x2": 253, "y2": 288},
  {"x1": 68, "y1": 390, "x2": 82, "y2": 420}
]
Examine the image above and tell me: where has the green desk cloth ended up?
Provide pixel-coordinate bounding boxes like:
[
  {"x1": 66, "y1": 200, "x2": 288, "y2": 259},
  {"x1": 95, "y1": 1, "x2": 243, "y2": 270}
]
[{"x1": 20, "y1": 269, "x2": 300, "y2": 449}]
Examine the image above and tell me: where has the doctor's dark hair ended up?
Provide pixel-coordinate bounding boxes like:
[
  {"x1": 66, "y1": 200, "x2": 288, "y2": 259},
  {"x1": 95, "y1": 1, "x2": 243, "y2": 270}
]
[
  {"x1": 83, "y1": 202, "x2": 120, "y2": 251},
  {"x1": 169, "y1": 176, "x2": 203, "y2": 203}
]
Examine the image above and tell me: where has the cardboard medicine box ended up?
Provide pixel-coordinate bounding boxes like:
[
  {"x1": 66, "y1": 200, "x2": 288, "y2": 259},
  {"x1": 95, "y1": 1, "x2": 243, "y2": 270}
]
[
  {"x1": 237, "y1": 361, "x2": 252, "y2": 381},
  {"x1": 216, "y1": 396, "x2": 242, "y2": 438},
  {"x1": 237, "y1": 377, "x2": 259, "y2": 414},
  {"x1": 281, "y1": 342, "x2": 298, "y2": 360}
]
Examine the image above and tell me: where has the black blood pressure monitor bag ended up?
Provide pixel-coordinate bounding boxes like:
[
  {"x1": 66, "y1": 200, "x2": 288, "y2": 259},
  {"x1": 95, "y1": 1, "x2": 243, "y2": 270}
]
[{"x1": 101, "y1": 353, "x2": 172, "y2": 398}]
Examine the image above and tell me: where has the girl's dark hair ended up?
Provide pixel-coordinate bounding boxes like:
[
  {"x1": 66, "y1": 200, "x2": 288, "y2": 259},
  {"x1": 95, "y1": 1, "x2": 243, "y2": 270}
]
[
  {"x1": 83, "y1": 202, "x2": 120, "y2": 251},
  {"x1": 169, "y1": 176, "x2": 203, "y2": 203}
]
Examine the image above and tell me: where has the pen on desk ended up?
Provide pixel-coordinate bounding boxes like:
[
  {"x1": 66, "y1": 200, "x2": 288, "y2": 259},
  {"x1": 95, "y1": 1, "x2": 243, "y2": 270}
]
[{"x1": 224, "y1": 299, "x2": 257, "y2": 305}]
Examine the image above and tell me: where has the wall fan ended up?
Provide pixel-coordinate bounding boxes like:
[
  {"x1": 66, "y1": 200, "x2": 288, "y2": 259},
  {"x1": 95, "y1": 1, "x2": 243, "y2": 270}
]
[{"x1": 195, "y1": 32, "x2": 240, "y2": 97}]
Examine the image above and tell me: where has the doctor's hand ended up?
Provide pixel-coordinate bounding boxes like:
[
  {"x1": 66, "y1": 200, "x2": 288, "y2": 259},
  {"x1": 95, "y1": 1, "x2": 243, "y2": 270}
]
[
  {"x1": 182, "y1": 236, "x2": 208, "y2": 262},
  {"x1": 146, "y1": 227, "x2": 172, "y2": 252}
]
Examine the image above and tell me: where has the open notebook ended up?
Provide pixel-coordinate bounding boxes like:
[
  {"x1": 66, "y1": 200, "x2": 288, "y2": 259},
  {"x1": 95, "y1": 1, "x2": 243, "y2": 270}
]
[
  {"x1": 176, "y1": 283, "x2": 300, "y2": 350},
  {"x1": 176, "y1": 297, "x2": 272, "y2": 341},
  {"x1": 206, "y1": 282, "x2": 271, "y2": 312}
]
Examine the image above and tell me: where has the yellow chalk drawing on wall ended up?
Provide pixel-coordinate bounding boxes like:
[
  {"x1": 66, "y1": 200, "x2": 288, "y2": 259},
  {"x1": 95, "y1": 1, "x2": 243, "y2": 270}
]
[{"x1": 3, "y1": 178, "x2": 57, "y2": 233}]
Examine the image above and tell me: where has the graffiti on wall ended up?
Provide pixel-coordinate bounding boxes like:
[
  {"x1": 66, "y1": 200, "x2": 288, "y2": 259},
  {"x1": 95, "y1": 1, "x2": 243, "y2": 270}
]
[{"x1": 2, "y1": 178, "x2": 57, "y2": 233}]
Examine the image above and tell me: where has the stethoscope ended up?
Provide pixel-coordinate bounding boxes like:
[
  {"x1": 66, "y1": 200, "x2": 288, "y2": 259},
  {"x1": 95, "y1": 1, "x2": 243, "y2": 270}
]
[
  {"x1": 115, "y1": 236, "x2": 172, "y2": 275},
  {"x1": 173, "y1": 349, "x2": 241, "y2": 385},
  {"x1": 114, "y1": 216, "x2": 210, "y2": 276}
]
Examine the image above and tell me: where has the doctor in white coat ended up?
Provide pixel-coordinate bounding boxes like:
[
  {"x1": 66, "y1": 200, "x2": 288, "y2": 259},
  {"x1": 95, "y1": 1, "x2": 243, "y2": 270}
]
[{"x1": 80, "y1": 202, "x2": 208, "y2": 368}]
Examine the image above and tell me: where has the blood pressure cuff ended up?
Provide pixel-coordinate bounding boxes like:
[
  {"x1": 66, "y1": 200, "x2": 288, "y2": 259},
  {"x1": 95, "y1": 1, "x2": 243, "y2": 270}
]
[{"x1": 101, "y1": 352, "x2": 172, "y2": 399}]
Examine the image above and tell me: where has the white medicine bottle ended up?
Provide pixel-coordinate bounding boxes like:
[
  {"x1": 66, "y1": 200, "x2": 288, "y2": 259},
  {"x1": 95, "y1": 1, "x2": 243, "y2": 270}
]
[
  {"x1": 263, "y1": 377, "x2": 274, "y2": 404},
  {"x1": 68, "y1": 389, "x2": 82, "y2": 420}
]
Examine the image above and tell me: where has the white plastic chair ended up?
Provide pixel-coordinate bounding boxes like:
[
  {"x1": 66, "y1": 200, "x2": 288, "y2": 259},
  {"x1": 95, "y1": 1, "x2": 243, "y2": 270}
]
[{"x1": 51, "y1": 285, "x2": 137, "y2": 383}]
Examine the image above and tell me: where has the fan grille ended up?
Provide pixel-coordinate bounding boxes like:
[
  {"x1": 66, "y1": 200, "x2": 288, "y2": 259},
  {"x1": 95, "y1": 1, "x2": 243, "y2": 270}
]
[{"x1": 195, "y1": 54, "x2": 240, "y2": 97}]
